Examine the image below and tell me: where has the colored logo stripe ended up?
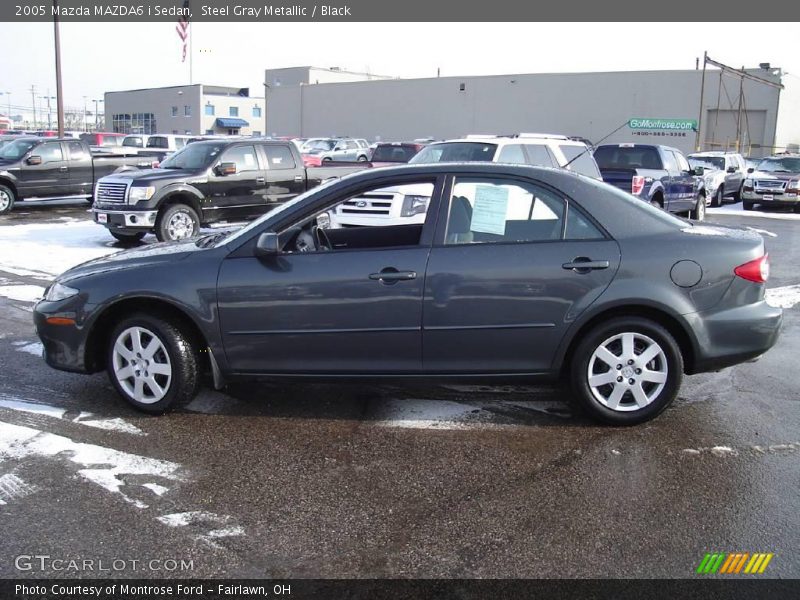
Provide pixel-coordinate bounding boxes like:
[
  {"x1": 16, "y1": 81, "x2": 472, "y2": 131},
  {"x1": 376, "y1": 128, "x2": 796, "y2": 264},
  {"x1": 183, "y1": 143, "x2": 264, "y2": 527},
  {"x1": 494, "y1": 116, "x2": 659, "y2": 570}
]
[{"x1": 697, "y1": 552, "x2": 774, "y2": 574}]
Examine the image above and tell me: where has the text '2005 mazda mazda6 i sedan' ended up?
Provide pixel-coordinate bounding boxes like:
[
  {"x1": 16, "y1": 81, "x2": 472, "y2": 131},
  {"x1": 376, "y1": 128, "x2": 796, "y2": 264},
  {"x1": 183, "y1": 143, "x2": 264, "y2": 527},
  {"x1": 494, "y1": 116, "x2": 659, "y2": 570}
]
[{"x1": 33, "y1": 163, "x2": 782, "y2": 424}]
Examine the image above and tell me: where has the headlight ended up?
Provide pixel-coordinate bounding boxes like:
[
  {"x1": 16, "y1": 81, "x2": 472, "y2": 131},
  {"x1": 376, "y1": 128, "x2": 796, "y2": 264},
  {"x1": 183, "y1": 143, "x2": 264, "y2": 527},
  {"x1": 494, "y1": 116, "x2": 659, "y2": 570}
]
[
  {"x1": 744, "y1": 178, "x2": 754, "y2": 189},
  {"x1": 128, "y1": 186, "x2": 156, "y2": 203},
  {"x1": 44, "y1": 282, "x2": 79, "y2": 302},
  {"x1": 400, "y1": 195, "x2": 429, "y2": 217}
]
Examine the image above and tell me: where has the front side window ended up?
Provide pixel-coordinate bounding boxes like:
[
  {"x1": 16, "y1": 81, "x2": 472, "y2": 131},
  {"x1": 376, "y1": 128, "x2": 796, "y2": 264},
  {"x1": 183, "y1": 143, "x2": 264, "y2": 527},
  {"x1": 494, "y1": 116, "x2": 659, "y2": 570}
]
[
  {"x1": 674, "y1": 152, "x2": 691, "y2": 172},
  {"x1": 345, "y1": 141, "x2": 358, "y2": 150},
  {"x1": 37, "y1": 142, "x2": 63, "y2": 163},
  {"x1": 444, "y1": 177, "x2": 565, "y2": 245},
  {"x1": 221, "y1": 145, "x2": 259, "y2": 172},
  {"x1": 0, "y1": 139, "x2": 38, "y2": 160}
]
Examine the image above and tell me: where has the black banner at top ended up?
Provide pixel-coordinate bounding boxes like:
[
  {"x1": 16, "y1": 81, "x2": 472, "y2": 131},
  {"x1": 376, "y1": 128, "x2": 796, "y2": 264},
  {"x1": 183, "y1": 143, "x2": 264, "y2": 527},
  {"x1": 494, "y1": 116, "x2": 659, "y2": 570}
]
[{"x1": 3, "y1": 0, "x2": 800, "y2": 22}]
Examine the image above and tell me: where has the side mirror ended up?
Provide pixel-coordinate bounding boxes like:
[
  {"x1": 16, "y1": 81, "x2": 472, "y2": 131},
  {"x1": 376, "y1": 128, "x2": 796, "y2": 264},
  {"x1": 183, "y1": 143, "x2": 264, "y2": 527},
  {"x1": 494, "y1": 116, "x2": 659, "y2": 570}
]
[
  {"x1": 215, "y1": 162, "x2": 237, "y2": 176},
  {"x1": 255, "y1": 232, "x2": 280, "y2": 257},
  {"x1": 26, "y1": 155, "x2": 42, "y2": 166},
  {"x1": 334, "y1": 145, "x2": 345, "y2": 151},
  {"x1": 693, "y1": 166, "x2": 704, "y2": 176},
  {"x1": 727, "y1": 166, "x2": 736, "y2": 173},
  {"x1": 747, "y1": 167, "x2": 754, "y2": 173},
  {"x1": 316, "y1": 211, "x2": 332, "y2": 229}
]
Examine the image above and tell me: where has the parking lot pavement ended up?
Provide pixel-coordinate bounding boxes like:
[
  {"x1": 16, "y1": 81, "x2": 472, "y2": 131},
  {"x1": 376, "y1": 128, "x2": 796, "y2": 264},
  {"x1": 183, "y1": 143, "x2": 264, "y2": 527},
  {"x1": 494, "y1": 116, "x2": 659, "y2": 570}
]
[{"x1": 0, "y1": 201, "x2": 798, "y2": 578}]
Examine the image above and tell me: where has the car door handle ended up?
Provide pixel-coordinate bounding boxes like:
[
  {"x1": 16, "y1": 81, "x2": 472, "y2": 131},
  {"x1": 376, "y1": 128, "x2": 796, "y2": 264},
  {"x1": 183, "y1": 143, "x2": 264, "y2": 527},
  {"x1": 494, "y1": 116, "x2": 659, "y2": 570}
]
[
  {"x1": 59, "y1": 166, "x2": 68, "y2": 172},
  {"x1": 294, "y1": 175, "x2": 304, "y2": 182},
  {"x1": 255, "y1": 177, "x2": 265, "y2": 184},
  {"x1": 369, "y1": 269, "x2": 417, "y2": 284},
  {"x1": 562, "y1": 258, "x2": 610, "y2": 272}
]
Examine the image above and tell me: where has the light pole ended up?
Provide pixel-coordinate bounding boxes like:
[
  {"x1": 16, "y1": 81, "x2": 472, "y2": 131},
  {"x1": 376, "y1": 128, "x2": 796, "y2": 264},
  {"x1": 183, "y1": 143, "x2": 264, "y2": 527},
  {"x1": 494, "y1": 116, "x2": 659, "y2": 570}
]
[
  {"x1": 92, "y1": 99, "x2": 103, "y2": 131},
  {"x1": 82, "y1": 96, "x2": 88, "y2": 132},
  {"x1": 39, "y1": 94, "x2": 56, "y2": 130},
  {"x1": 53, "y1": 0, "x2": 65, "y2": 138}
]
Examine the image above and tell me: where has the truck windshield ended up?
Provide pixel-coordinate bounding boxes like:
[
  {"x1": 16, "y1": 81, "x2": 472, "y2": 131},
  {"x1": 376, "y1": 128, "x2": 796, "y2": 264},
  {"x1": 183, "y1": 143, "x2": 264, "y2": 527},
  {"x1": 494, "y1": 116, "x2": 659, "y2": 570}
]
[
  {"x1": 0, "y1": 139, "x2": 39, "y2": 160},
  {"x1": 160, "y1": 142, "x2": 225, "y2": 170},
  {"x1": 688, "y1": 156, "x2": 725, "y2": 171},
  {"x1": 410, "y1": 142, "x2": 497, "y2": 163},
  {"x1": 756, "y1": 157, "x2": 800, "y2": 173},
  {"x1": 594, "y1": 146, "x2": 663, "y2": 170}
]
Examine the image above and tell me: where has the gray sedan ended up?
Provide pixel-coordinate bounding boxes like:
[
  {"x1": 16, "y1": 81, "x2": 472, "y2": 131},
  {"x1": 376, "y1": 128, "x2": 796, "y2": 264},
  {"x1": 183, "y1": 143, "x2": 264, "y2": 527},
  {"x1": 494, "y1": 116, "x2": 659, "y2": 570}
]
[{"x1": 33, "y1": 164, "x2": 781, "y2": 425}]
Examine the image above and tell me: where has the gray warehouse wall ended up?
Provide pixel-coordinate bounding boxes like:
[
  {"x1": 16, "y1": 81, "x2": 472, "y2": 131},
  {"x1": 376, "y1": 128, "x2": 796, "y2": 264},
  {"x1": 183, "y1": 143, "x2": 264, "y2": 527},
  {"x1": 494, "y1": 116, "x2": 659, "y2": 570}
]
[{"x1": 266, "y1": 69, "x2": 781, "y2": 156}]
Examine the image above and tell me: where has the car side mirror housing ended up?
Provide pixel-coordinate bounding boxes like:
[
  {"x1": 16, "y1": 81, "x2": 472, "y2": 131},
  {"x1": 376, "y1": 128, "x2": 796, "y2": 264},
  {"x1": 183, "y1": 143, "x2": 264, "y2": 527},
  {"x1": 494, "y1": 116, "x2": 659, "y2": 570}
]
[
  {"x1": 334, "y1": 145, "x2": 345, "y2": 151},
  {"x1": 747, "y1": 167, "x2": 754, "y2": 173},
  {"x1": 26, "y1": 155, "x2": 42, "y2": 166},
  {"x1": 216, "y1": 162, "x2": 237, "y2": 176},
  {"x1": 693, "y1": 166, "x2": 704, "y2": 176},
  {"x1": 727, "y1": 166, "x2": 736, "y2": 173},
  {"x1": 255, "y1": 232, "x2": 280, "y2": 257}
]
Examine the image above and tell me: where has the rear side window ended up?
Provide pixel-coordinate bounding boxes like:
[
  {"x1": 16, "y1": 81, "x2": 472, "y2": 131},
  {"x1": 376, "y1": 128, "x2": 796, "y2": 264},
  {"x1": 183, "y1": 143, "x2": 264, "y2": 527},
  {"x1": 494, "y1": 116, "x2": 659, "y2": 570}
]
[
  {"x1": 559, "y1": 145, "x2": 601, "y2": 179},
  {"x1": 524, "y1": 144, "x2": 557, "y2": 168},
  {"x1": 67, "y1": 141, "x2": 88, "y2": 160},
  {"x1": 263, "y1": 145, "x2": 296, "y2": 170},
  {"x1": 222, "y1": 145, "x2": 259, "y2": 172},
  {"x1": 565, "y1": 204, "x2": 604, "y2": 240},
  {"x1": 444, "y1": 177, "x2": 566, "y2": 245},
  {"x1": 594, "y1": 146, "x2": 663, "y2": 170},
  {"x1": 496, "y1": 144, "x2": 526, "y2": 164}
]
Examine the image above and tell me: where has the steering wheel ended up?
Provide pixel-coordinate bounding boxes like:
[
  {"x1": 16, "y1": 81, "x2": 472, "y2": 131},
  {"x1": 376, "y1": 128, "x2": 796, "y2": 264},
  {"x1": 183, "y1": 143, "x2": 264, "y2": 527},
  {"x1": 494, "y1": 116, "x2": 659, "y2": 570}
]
[{"x1": 313, "y1": 225, "x2": 332, "y2": 252}]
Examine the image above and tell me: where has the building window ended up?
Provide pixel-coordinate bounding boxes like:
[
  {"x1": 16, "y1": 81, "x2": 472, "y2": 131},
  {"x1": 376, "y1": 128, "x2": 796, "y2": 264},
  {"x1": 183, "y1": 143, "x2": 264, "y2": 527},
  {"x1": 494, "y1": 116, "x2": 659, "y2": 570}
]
[
  {"x1": 172, "y1": 130, "x2": 178, "y2": 134},
  {"x1": 112, "y1": 113, "x2": 156, "y2": 134},
  {"x1": 205, "y1": 129, "x2": 214, "y2": 135},
  {"x1": 252, "y1": 131, "x2": 262, "y2": 136},
  {"x1": 252, "y1": 106, "x2": 261, "y2": 118},
  {"x1": 184, "y1": 105, "x2": 191, "y2": 117},
  {"x1": 204, "y1": 104, "x2": 215, "y2": 116},
  {"x1": 227, "y1": 128, "x2": 239, "y2": 135},
  {"x1": 171, "y1": 106, "x2": 178, "y2": 117},
  {"x1": 229, "y1": 106, "x2": 238, "y2": 117}
]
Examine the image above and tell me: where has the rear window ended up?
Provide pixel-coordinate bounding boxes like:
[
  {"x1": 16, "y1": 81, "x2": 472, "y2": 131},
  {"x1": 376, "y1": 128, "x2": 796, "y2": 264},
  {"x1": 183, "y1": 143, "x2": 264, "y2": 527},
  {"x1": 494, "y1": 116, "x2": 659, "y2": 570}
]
[
  {"x1": 594, "y1": 146, "x2": 663, "y2": 170},
  {"x1": 559, "y1": 145, "x2": 602, "y2": 179},
  {"x1": 371, "y1": 144, "x2": 419, "y2": 163},
  {"x1": 123, "y1": 137, "x2": 143, "y2": 148},
  {"x1": 147, "y1": 136, "x2": 169, "y2": 149},
  {"x1": 410, "y1": 142, "x2": 497, "y2": 163}
]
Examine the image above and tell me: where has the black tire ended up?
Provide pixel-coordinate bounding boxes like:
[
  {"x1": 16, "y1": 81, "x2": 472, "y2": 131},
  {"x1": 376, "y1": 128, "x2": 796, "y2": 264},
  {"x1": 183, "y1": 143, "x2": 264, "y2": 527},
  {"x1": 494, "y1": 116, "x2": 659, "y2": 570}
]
[
  {"x1": 733, "y1": 184, "x2": 742, "y2": 202},
  {"x1": 690, "y1": 194, "x2": 706, "y2": 220},
  {"x1": 322, "y1": 157, "x2": 332, "y2": 162},
  {"x1": 743, "y1": 201, "x2": 754, "y2": 211},
  {"x1": 357, "y1": 155, "x2": 368, "y2": 162},
  {"x1": 106, "y1": 313, "x2": 201, "y2": 414},
  {"x1": 570, "y1": 317, "x2": 684, "y2": 425},
  {"x1": 156, "y1": 203, "x2": 200, "y2": 242},
  {"x1": 0, "y1": 184, "x2": 16, "y2": 215},
  {"x1": 649, "y1": 197, "x2": 662, "y2": 209},
  {"x1": 711, "y1": 187, "x2": 723, "y2": 208},
  {"x1": 110, "y1": 231, "x2": 146, "y2": 244}
]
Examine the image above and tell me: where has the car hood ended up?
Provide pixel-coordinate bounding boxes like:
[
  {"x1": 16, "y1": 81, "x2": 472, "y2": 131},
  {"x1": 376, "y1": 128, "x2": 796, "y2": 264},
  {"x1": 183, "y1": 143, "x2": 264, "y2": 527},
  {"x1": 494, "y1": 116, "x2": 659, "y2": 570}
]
[
  {"x1": 103, "y1": 167, "x2": 203, "y2": 183},
  {"x1": 748, "y1": 170, "x2": 798, "y2": 181},
  {"x1": 57, "y1": 238, "x2": 205, "y2": 283}
]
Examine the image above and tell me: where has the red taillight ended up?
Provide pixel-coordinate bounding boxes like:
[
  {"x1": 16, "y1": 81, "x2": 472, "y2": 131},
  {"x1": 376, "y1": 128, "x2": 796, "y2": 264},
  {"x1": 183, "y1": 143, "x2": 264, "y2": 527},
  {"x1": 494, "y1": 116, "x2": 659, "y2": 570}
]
[
  {"x1": 631, "y1": 175, "x2": 645, "y2": 195},
  {"x1": 734, "y1": 254, "x2": 769, "y2": 284},
  {"x1": 303, "y1": 154, "x2": 321, "y2": 167},
  {"x1": 151, "y1": 161, "x2": 160, "y2": 168}
]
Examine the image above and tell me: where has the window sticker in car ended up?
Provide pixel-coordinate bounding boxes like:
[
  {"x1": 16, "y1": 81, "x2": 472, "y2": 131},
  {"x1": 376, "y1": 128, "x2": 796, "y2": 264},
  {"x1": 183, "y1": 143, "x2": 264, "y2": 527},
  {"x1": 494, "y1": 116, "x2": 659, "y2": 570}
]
[{"x1": 470, "y1": 185, "x2": 509, "y2": 236}]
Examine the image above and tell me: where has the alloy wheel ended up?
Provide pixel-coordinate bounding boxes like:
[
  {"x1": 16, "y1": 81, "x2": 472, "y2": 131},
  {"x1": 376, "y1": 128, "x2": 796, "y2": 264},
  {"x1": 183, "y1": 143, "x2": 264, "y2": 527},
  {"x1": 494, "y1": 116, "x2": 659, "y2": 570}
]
[
  {"x1": 0, "y1": 189, "x2": 10, "y2": 212},
  {"x1": 112, "y1": 326, "x2": 172, "y2": 404}
]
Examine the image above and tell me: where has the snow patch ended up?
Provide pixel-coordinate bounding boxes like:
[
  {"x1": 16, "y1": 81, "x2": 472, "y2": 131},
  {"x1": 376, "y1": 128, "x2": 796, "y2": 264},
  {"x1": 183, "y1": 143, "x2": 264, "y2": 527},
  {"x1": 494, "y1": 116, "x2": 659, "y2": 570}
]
[
  {"x1": 372, "y1": 398, "x2": 487, "y2": 430},
  {"x1": 142, "y1": 483, "x2": 169, "y2": 496},
  {"x1": 13, "y1": 341, "x2": 44, "y2": 357},
  {"x1": 708, "y1": 205, "x2": 800, "y2": 221},
  {"x1": 0, "y1": 396, "x2": 144, "y2": 436},
  {"x1": 0, "y1": 285, "x2": 45, "y2": 303},
  {"x1": 0, "y1": 397, "x2": 66, "y2": 419},
  {"x1": 0, "y1": 473, "x2": 37, "y2": 505},
  {"x1": 76, "y1": 416, "x2": 145, "y2": 436},
  {"x1": 766, "y1": 285, "x2": 800, "y2": 309}
]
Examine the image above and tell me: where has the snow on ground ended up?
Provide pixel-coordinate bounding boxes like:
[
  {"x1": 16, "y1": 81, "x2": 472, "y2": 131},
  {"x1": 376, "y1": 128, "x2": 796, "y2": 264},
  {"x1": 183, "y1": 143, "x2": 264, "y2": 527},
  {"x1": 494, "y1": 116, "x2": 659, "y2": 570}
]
[
  {"x1": 0, "y1": 285, "x2": 45, "y2": 302},
  {"x1": 708, "y1": 204, "x2": 800, "y2": 221},
  {"x1": 0, "y1": 220, "x2": 120, "y2": 279},
  {"x1": 766, "y1": 285, "x2": 800, "y2": 309},
  {"x1": 12, "y1": 341, "x2": 44, "y2": 356}
]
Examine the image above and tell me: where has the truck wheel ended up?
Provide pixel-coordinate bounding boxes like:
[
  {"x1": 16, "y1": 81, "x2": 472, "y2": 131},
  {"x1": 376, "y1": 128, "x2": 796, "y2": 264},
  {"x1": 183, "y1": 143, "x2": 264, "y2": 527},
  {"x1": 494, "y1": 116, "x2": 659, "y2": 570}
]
[
  {"x1": 357, "y1": 155, "x2": 368, "y2": 162},
  {"x1": 743, "y1": 201, "x2": 754, "y2": 211},
  {"x1": 711, "y1": 187, "x2": 723, "y2": 208},
  {"x1": 110, "y1": 231, "x2": 146, "y2": 245},
  {"x1": 691, "y1": 195, "x2": 706, "y2": 221},
  {"x1": 156, "y1": 204, "x2": 200, "y2": 242},
  {"x1": 106, "y1": 313, "x2": 201, "y2": 413},
  {"x1": 733, "y1": 184, "x2": 743, "y2": 202},
  {"x1": 0, "y1": 185, "x2": 16, "y2": 215},
  {"x1": 570, "y1": 317, "x2": 683, "y2": 425}
]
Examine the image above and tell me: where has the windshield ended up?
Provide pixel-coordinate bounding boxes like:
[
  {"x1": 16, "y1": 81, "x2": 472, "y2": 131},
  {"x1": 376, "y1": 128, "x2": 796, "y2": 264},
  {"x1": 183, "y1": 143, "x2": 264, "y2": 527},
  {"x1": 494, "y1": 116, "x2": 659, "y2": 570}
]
[
  {"x1": 303, "y1": 139, "x2": 335, "y2": 152},
  {"x1": 410, "y1": 142, "x2": 498, "y2": 163},
  {"x1": 371, "y1": 145, "x2": 419, "y2": 163},
  {"x1": 159, "y1": 142, "x2": 225, "y2": 169},
  {"x1": 688, "y1": 156, "x2": 724, "y2": 171},
  {"x1": 0, "y1": 138, "x2": 39, "y2": 160},
  {"x1": 756, "y1": 157, "x2": 800, "y2": 173}
]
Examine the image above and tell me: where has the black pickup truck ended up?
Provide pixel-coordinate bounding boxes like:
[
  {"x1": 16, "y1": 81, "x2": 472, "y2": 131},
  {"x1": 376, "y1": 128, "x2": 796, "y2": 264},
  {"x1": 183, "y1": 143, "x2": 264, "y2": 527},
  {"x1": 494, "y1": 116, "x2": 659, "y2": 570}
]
[
  {"x1": 0, "y1": 137, "x2": 155, "y2": 215},
  {"x1": 92, "y1": 139, "x2": 368, "y2": 242}
]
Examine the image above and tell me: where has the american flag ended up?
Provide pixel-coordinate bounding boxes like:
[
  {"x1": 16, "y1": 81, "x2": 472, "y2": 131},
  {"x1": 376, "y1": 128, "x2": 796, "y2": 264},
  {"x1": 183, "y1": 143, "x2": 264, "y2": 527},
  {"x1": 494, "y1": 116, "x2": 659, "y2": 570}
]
[{"x1": 175, "y1": 1, "x2": 190, "y2": 62}]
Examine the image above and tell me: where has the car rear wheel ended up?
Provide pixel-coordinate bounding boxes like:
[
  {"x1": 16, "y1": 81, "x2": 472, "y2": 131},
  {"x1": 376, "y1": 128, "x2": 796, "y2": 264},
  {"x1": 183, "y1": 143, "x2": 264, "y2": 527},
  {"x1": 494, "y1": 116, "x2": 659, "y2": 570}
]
[
  {"x1": 711, "y1": 187, "x2": 723, "y2": 208},
  {"x1": 107, "y1": 314, "x2": 201, "y2": 413},
  {"x1": 691, "y1": 195, "x2": 706, "y2": 220},
  {"x1": 0, "y1": 185, "x2": 16, "y2": 215},
  {"x1": 743, "y1": 201, "x2": 755, "y2": 211},
  {"x1": 110, "y1": 231, "x2": 146, "y2": 244},
  {"x1": 156, "y1": 204, "x2": 200, "y2": 242},
  {"x1": 570, "y1": 317, "x2": 683, "y2": 425},
  {"x1": 357, "y1": 155, "x2": 368, "y2": 162}
]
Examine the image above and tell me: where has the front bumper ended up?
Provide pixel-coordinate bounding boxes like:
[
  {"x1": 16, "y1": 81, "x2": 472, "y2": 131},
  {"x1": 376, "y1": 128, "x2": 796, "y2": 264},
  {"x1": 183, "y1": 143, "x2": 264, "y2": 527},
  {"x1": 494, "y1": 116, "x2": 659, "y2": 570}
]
[
  {"x1": 741, "y1": 190, "x2": 800, "y2": 205},
  {"x1": 33, "y1": 298, "x2": 93, "y2": 374},
  {"x1": 92, "y1": 207, "x2": 158, "y2": 230},
  {"x1": 687, "y1": 300, "x2": 783, "y2": 374}
]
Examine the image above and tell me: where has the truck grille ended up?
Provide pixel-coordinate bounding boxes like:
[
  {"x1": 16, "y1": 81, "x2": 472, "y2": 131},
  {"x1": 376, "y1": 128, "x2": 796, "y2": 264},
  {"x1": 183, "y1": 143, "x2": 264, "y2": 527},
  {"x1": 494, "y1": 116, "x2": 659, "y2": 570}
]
[
  {"x1": 340, "y1": 193, "x2": 393, "y2": 215},
  {"x1": 755, "y1": 180, "x2": 786, "y2": 190},
  {"x1": 95, "y1": 181, "x2": 128, "y2": 203}
]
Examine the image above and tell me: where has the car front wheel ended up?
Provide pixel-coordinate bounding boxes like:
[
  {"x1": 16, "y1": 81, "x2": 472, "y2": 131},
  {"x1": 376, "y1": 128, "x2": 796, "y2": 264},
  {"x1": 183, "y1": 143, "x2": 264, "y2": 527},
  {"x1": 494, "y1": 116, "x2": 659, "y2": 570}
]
[
  {"x1": 691, "y1": 195, "x2": 706, "y2": 220},
  {"x1": 711, "y1": 187, "x2": 723, "y2": 208},
  {"x1": 107, "y1": 314, "x2": 201, "y2": 413},
  {"x1": 0, "y1": 184, "x2": 16, "y2": 215},
  {"x1": 570, "y1": 317, "x2": 683, "y2": 425}
]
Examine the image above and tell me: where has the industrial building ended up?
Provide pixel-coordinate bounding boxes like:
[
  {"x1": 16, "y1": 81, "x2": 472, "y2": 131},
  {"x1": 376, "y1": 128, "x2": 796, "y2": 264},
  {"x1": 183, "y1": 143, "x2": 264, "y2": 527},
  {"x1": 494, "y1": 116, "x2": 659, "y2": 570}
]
[
  {"x1": 104, "y1": 84, "x2": 265, "y2": 136},
  {"x1": 265, "y1": 66, "x2": 791, "y2": 157}
]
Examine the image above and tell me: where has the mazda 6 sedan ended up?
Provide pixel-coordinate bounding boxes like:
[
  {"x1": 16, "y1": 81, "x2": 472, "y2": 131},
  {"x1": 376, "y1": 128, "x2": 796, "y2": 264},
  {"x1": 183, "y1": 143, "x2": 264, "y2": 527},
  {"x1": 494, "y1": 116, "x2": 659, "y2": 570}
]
[{"x1": 34, "y1": 163, "x2": 782, "y2": 424}]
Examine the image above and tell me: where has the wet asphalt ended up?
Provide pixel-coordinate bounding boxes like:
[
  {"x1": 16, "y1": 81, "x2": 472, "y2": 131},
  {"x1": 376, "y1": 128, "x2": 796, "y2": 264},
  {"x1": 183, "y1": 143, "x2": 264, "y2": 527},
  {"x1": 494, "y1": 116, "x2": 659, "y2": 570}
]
[{"x1": 0, "y1": 200, "x2": 797, "y2": 579}]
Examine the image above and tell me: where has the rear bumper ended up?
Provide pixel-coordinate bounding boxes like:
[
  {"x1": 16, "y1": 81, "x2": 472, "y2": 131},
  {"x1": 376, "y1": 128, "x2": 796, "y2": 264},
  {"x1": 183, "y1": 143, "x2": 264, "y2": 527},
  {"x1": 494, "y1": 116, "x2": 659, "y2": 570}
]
[{"x1": 687, "y1": 300, "x2": 782, "y2": 373}]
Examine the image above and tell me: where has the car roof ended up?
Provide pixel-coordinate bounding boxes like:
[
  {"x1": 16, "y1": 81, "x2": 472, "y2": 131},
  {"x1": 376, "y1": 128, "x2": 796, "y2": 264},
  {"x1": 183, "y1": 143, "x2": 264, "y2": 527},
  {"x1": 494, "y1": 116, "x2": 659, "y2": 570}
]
[{"x1": 688, "y1": 151, "x2": 740, "y2": 157}]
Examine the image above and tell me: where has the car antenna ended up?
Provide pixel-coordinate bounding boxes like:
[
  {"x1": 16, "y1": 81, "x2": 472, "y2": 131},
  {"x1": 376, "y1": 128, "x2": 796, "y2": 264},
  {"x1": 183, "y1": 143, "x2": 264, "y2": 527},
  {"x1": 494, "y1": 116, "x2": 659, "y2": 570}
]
[{"x1": 563, "y1": 120, "x2": 631, "y2": 169}]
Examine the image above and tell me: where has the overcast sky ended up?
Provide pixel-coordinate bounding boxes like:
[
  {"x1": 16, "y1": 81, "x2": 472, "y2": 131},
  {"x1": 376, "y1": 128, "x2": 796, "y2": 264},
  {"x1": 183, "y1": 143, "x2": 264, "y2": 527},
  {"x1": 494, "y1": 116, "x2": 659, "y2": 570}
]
[{"x1": 1, "y1": 22, "x2": 798, "y2": 114}]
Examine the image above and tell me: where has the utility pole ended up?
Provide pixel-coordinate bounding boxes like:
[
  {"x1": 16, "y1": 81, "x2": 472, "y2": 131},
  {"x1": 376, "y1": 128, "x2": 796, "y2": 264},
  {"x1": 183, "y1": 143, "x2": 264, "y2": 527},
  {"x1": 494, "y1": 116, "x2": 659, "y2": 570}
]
[
  {"x1": 93, "y1": 99, "x2": 103, "y2": 130},
  {"x1": 695, "y1": 51, "x2": 707, "y2": 152},
  {"x1": 54, "y1": 0, "x2": 65, "y2": 137},
  {"x1": 30, "y1": 85, "x2": 37, "y2": 130},
  {"x1": 735, "y1": 67, "x2": 745, "y2": 152},
  {"x1": 82, "y1": 96, "x2": 88, "y2": 132}
]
